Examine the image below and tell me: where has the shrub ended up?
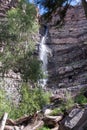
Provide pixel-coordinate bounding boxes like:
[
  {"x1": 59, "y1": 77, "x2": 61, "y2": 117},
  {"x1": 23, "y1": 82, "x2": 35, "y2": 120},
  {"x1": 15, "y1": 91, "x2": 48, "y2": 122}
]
[
  {"x1": 0, "y1": 89, "x2": 12, "y2": 117},
  {"x1": 0, "y1": 83, "x2": 50, "y2": 119},
  {"x1": 75, "y1": 94, "x2": 87, "y2": 105},
  {"x1": 11, "y1": 83, "x2": 50, "y2": 119},
  {"x1": 64, "y1": 92, "x2": 75, "y2": 110},
  {"x1": 50, "y1": 107, "x2": 63, "y2": 116}
]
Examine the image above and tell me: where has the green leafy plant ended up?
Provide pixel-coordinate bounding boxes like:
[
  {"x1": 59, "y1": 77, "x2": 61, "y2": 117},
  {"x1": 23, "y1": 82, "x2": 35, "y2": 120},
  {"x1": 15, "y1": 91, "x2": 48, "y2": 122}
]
[
  {"x1": 75, "y1": 94, "x2": 87, "y2": 105},
  {"x1": 0, "y1": 89, "x2": 12, "y2": 117},
  {"x1": 50, "y1": 107, "x2": 63, "y2": 116},
  {"x1": 0, "y1": 0, "x2": 40, "y2": 83},
  {"x1": 9, "y1": 83, "x2": 50, "y2": 119},
  {"x1": 18, "y1": 84, "x2": 50, "y2": 115},
  {"x1": 64, "y1": 92, "x2": 75, "y2": 110},
  {"x1": 0, "y1": 84, "x2": 50, "y2": 119}
]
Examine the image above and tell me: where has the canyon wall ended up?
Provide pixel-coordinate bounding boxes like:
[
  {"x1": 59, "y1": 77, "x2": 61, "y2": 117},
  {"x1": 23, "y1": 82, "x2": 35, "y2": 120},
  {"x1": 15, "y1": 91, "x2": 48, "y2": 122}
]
[
  {"x1": 0, "y1": 0, "x2": 39, "y2": 105},
  {"x1": 46, "y1": 5, "x2": 87, "y2": 94},
  {"x1": 0, "y1": 1, "x2": 21, "y2": 105}
]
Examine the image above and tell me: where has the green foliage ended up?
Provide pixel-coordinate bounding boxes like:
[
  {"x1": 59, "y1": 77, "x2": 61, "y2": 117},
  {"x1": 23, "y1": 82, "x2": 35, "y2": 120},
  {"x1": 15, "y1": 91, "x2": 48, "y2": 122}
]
[
  {"x1": 74, "y1": 88, "x2": 87, "y2": 105},
  {"x1": 42, "y1": 0, "x2": 70, "y2": 24},
  {"x1": 75, "y1": 94, "x2": 87, "y2": 105},
  {"x1": 1, "y1": 48, "x2": 42, "y2": 82},
  {"x1": 39, "y1": 126, "x2": 50, "y2": 130},
  {"x1": 0, "y1": 84, "x2": 50, "y2": 119},
  {"x1": 17, "y1": 84, "x2": 50, "y2": 117},
  {"x1": 50, "y1": 92, "x2": 75, "y2": 116},
  {"x1": 64, "y1": 92, "x2": 75, "y2": 110},
  {"x1": 7, "y1": 0, "x2": 37, "y2": 34},
  {"x1": 0, "y1": 89, "x2": 12, "y2": 117},
  {"x1": 0, "y1": 0, "x2": 41, "y2": 83},
  {"x1": 50, "y1": 107, "x2": 63, "y2": 116}
]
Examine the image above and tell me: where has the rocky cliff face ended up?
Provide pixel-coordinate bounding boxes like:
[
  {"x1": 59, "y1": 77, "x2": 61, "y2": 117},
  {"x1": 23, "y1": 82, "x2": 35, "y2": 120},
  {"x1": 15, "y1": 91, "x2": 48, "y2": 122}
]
[
  {"x1": 46, "y1": 5, "x2": 87, "y2": 94},
  {"x1": 0, "y1": 0, "x2": 21, "y2": 105}
]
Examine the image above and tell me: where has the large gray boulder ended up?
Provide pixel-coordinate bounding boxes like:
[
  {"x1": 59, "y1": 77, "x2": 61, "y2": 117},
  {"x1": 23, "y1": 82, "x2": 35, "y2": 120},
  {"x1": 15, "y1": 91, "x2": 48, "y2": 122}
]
[{"x1": 59, "y1": 107, "x2": 87, "y2": 130}]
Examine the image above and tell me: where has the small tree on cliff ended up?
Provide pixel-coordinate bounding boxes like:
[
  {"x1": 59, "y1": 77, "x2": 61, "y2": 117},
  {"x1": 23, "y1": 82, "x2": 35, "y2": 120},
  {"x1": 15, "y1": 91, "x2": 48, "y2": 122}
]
[
  {"x1": 82, "y1": 0, "x2": 87, "y2": 17},
  {"x1": 0, "y1": 0, "x2": 42, "y2": 83},
  {"x1": 44, "y1": 0, "x2": 87, "y2": 19},
  {"x1": 32, "y1": 0, "x2": 87, "y2": 23}
]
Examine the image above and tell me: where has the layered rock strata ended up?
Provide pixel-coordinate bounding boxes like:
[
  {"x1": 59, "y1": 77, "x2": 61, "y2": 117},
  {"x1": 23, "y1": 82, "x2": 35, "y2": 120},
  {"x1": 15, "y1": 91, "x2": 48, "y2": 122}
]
[{"x1": 46, "y1": 5, "x2": 87, "y2": 94}]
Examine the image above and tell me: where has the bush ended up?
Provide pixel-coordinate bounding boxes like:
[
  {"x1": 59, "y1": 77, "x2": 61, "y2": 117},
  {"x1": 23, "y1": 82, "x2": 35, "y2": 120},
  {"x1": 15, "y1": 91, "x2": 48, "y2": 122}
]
[
  {"x1": 75, "y1": 94, "x2": 87, "y2": 105},
  {"x1": 50, "y1": 107, "x2": 63, "y2": 116},
  {"x1": 64, "y1": 92, "x2": 75, "y2": 110},
  {"x1": 10, "y1": 83, "x2": 50, "y2": 119},
  {"x1": 0, "y1": 89, "x2": 12, "y2": 117},
  {"x1": 0, "y1": 83, "x2": 50, "y2": 119},
  {"x1": 17, "y1": 84, "x2": 50, "y2": 117}
]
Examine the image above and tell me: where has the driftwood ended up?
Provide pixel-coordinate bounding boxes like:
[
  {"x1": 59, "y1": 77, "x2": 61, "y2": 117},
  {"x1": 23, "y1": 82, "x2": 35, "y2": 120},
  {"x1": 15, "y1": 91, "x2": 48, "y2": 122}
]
[
  {"x1": 6, "y1": 118, "x2": 16, "y2": 126},
  {"x1": 15, "y1": 115, "x2": 33, "y2": 125},
  {"x1": 0, "y1": 113, "x2": 8, "y2": 130},
  {"x1": 0, "y1": 112, "x2": 62, "y2": 130},
  {"x1": 4, "y1": 125, "x2": 23, "y2": 130},
  {"x1": 4, "y1": 125, "x2": 14, "y2": 130},
  {"x1": 22, "y1": 120, "x2": 44, "y2": 130},
  {"x1": 15, "y1": 113, "x2": 38, "y2": 125},
  {"x1": 43, "y1": 115, "x2": 63, "y2": 128},
  {"x1": 6, "y1": 113, "x2": 38, "y2": 126}
]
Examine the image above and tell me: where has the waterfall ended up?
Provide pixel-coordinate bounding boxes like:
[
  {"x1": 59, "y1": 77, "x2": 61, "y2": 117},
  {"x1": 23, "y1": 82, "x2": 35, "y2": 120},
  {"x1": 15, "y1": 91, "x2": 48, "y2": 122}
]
[{"x1": 38, "y1": 26, "x2": 49, "y2": 87}]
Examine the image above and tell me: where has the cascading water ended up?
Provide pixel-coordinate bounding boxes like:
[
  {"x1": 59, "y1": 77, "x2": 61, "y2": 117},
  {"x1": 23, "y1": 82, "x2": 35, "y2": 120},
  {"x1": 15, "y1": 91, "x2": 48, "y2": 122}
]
[{"x1": 38, "y1": 26, "x2": 50, "y2": 87}]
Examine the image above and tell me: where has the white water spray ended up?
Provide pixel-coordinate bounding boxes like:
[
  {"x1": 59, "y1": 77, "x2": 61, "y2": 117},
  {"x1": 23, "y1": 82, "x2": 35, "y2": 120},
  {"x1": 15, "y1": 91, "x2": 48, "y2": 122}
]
[{"x1": 39, "y1": 27, "x2": 51, "y2": 87}]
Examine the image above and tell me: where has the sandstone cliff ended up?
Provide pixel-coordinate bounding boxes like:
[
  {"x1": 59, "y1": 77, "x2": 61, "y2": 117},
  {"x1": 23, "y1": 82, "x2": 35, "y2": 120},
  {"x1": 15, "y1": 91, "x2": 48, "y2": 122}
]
[{"x1": 46, "y1": 5, "x2": 87, "y2": 95}]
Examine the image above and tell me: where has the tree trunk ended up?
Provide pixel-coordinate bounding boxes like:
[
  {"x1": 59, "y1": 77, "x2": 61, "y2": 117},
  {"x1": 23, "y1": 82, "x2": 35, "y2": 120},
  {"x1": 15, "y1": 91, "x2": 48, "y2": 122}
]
[
  {"x1": 0, "y1": 113, "x2": 8, "y2": 130},
  {"x1": 82, "y1": 0, "x2": 87, "y2": 18}
]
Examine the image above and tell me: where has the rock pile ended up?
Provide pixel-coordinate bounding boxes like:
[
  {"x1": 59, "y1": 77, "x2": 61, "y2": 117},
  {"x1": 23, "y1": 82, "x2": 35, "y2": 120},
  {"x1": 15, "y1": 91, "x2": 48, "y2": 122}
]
[{"x1": 1, "y1": 101, "x2": 87, "y2": 130}]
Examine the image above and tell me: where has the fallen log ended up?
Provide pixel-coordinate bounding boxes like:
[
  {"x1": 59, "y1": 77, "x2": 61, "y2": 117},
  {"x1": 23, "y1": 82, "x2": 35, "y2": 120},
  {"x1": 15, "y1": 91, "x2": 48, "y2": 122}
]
[
  {"x1": 43, "y1": 115, "x2": 63, "y2": 128},
  {"x1": 15, "y1": 113, "x2": 38, "y2": 125},
  {"x1": 4, "y1": 125, "x2": 14, "y2": 130},
  {"x1": 6, "y1": 118, "x2": 16, "y2": 126},
  {"x1": 22, "y1": 120, "x2": 44, "y2": 130},
  {"x1": 0, "y1": 113, "x2": 8, "y2": 130},
  {"x1": 4, "y1": 125, "x2": 24, "y2": 130}
]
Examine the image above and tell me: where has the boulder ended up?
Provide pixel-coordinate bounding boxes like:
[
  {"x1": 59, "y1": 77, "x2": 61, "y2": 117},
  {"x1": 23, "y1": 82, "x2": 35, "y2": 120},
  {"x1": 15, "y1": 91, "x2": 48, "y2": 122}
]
[
  {"x1": 59, "y1": 107, "x2": 87, "y2": 130},
  {"x1": 50, "y1": 95, "x2": 63, "y2": 103},
  {"x1": 44, "y1": 109, "x2": 53, "y2": 116}
]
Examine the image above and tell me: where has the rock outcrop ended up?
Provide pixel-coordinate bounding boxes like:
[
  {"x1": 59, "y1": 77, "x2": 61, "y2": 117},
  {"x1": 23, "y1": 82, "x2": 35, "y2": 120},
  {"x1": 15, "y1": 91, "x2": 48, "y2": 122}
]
[
  {"x1": 45, "y1": 5, "x2": 87, "y2": 95},
  {"x1": 59, "y1": 106, "x2": 87, "y2": 130}
]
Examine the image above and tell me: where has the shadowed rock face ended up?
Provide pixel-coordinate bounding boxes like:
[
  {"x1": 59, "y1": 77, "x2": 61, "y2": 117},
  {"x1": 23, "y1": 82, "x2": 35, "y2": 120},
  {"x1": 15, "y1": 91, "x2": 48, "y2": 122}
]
[{"x1": 45, "y1": 5, "x2": 87, "y2": 94}]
